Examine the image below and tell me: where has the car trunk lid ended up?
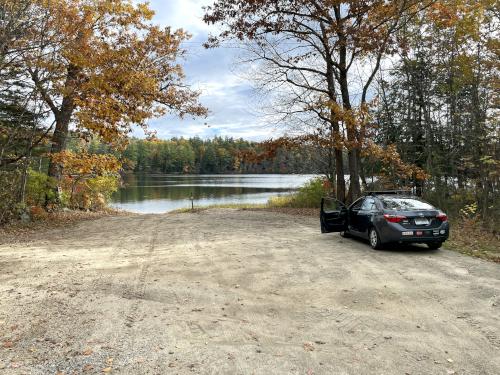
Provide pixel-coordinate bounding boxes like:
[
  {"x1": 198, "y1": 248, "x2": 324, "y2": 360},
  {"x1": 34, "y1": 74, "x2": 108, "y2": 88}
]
[{"x1": 387, "y1": 210, "x2": 442, "y2": 229}]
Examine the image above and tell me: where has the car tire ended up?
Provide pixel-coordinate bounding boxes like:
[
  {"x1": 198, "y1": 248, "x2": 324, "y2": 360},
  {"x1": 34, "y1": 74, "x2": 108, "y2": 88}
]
[
  {"x1": 369, "y1": 227, "x2": 383, "y2": 250},
  {"x1": 321, "y1": 223, "x2": 326, "y2": 233},
  {"x1": 340, "y1": 231, "x2": 351, "y2": 238},
  {"x1": 427, "y1": 242, "x2": 442, "y2": 250}
]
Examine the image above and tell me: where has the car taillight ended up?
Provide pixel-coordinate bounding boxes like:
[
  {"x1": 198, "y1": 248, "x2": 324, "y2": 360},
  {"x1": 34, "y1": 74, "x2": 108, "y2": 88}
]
[
  {"x1": 384, "y1": 214, "x2": 407, "y2": 223},
  {"x1": 437, "y1": 213, "x2": 448, "y2": 222}
]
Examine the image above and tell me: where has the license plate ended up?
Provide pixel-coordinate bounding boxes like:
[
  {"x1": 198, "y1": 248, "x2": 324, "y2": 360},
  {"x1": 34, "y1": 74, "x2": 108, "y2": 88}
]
[{"x1": 415, "y1": 218, "x2": 429, "y2": 225}]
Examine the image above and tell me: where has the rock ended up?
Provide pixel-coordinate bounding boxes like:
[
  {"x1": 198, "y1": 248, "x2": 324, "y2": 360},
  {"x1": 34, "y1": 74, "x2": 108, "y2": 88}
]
[{"x1": 20, "y1": 210, "x2": 31, "y2": 223}]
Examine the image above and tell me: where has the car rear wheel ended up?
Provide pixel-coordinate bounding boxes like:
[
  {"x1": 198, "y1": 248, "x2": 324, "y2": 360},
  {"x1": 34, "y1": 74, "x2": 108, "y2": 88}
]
[
  {"x1": 427, "y1": 242, "x2": 442, "y2": 250},
  {"x1": 369, "y1": 228, "x2": 383, "y2": 250}
]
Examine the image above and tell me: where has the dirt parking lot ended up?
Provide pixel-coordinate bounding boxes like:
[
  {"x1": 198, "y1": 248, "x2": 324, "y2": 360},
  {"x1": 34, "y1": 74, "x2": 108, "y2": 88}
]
[{"x1": 0, "y1": 209, "x2": 499, "y2": 374}]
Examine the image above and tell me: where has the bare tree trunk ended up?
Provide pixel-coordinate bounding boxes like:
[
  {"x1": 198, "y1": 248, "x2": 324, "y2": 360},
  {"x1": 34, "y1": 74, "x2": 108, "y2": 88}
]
[
  {"x1": 325, "y1": 44, "x2": 346, "y2": 202},
  {"x1": 47, "y1": 64, "x2": 79, "y2": 179},
  {"x1": 357, "y1": 149, "x2": 367, "y2": 190},
  {"x1": 338, "y1": 67, "x2": 361, "y2": 203},
  {"x1": 47, "y1": 115, "x2": 70, "y2": 179}
]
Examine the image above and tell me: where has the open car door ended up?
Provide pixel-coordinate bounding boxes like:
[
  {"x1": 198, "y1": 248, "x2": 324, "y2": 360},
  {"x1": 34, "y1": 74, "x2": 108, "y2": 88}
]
[{"x1": 320, "y1": 197, "x2": 348, "y2": 233}]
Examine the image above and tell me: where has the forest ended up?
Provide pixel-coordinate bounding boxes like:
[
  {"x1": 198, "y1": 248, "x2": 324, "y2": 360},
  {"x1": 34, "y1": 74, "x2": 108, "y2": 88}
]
[
  {"x1": 118, "y1": 137, "x2": 319, "y2": 175},
  {"x1": 0, "y1": 0, "x2": 498, "y2": 237}
]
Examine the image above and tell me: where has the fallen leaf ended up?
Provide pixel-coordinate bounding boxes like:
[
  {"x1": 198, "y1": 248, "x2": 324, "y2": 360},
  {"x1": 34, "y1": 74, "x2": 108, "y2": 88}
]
[
  {"x1": 303, "y1": 342, "x2": 315, "y2": 352},
  {"x1": 102, "y1": 367, "x2": 112, "y2": 373},
  {"x1": 2, "y1": 341, "x2": 14, "y2": 349},
  {"x1": 83, "y1": 348, "x2": 93, "y2": 356}
]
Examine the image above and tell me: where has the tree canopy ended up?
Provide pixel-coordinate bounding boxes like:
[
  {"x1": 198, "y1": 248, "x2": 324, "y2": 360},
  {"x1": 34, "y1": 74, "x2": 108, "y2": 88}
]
[{"x1": 2, "y1": 0, "x2": 206, "y2": 178}]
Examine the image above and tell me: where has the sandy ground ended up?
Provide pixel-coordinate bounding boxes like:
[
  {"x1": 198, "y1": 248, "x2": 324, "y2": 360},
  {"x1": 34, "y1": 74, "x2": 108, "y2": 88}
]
[{"x1": 0, "y1": 209, "x2": 499, "y2": 375}]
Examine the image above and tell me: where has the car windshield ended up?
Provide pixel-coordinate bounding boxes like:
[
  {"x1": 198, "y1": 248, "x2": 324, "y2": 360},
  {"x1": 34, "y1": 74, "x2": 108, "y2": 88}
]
[{"x1": 379, "y1": 197, "x2": 434, "y2": 210}]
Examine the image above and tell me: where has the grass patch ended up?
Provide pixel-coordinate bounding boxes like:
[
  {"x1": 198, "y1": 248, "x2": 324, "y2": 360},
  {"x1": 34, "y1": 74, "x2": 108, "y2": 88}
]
[
  {"x1": 446, "y1": 219, "x2": 500, "y2": 263},
  {"x1": 268, "y1": 177, "x2": 327, "y2": 209},
  {"x1": 171, "y1": 202, "x2": 318, "y2": 217},
  {"x1": 171, "y1": 203, "x2": 268, "y2": 214}
]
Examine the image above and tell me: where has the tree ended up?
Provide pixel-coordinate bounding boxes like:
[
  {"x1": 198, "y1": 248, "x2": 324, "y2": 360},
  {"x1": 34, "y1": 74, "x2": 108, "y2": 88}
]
[
  {"x1": 204, "y1": 0, "x2": 430, "y2": 202},
  {"x1": 374, "y1": 0, "x2": 499, "y2": 217},
  {"x1": 13, "y1": 0, "x2": 206, "y2": 179}
]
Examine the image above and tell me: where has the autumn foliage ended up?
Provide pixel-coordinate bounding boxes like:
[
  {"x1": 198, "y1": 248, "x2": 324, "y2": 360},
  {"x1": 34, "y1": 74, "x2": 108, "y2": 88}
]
[
  {"x1": 49, "y1": 151, "x2": 122, "y2": 210},
  {"x1": 204, "y1": 0, "x2": 435, "y2": 202},
  {"x1": 11, "y1": 0, "x2": 206, "y2": 178}
]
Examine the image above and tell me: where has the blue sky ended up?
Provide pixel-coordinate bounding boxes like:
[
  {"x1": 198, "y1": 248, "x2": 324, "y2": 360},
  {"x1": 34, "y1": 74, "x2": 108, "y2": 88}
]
[{"x1": 138, "y1": 0, "x2": 279, "y2": 141}]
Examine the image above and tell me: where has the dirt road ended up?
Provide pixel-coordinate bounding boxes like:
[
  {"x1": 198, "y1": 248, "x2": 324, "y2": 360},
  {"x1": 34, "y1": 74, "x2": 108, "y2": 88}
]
[{"x1": 0, "y1": 209, "x2": 499, "y2": 374}]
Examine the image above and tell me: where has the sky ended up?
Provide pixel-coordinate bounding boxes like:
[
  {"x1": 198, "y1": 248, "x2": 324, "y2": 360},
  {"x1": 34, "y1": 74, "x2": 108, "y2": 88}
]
[{"x1": 138, "y1": 0, "x2": 279, "y2": 141}]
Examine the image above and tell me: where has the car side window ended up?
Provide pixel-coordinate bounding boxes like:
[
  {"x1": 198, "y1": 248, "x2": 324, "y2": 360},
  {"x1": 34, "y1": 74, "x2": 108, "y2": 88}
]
[
  {"x1": 361, "y1": 198, "x2": 376, "y2": 211},
  {"x1": 322, "y1": 198, "x2": 345, "y2": 213},
  {"x1": 351, "y1": 199, "x2": 364, "y2": 210}
]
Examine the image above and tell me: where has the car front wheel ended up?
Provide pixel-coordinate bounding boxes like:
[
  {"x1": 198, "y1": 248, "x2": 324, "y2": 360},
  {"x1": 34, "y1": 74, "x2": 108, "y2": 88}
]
[
  {"x1": 369, "y1": 228, "x2": 383, "y2": 250},
  {"x1": 340, "y1": 231, "x2": 351, "y2": 238}
]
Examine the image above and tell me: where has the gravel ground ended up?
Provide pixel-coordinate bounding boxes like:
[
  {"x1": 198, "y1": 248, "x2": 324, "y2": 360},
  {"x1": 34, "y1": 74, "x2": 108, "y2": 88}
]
[{"x1": 0, "y1": 209, "x2": 499, "y2": 375}]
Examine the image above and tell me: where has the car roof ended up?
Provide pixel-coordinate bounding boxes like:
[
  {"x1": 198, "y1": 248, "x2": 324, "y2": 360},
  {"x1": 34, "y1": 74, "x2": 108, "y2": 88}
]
[{"x1": 371, "y1": 194, "x2": 417, "y2": 199}]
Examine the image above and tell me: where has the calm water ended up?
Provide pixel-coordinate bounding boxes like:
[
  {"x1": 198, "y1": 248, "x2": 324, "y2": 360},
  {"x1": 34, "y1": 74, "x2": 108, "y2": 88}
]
[{"x1": 110, "y1": 174, "x2": 317, "y2": 214}]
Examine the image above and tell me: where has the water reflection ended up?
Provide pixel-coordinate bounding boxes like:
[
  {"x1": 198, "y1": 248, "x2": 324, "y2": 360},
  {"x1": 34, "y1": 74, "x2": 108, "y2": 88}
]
[{"x1": 110, "y1": 174, "x2": 316, "y2": 214}]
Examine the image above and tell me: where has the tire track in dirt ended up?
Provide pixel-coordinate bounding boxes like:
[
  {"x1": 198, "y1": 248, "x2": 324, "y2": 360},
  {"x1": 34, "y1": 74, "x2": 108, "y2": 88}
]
[
  {"x1": 88, "y1": 216, "x2": 149, "y2": 298},
  {"x1": 123, "y1": 218, "x2": 161, "y2": 328},
  {"x1": 365, "y1": 247, "x2": 500, "y2": 353},
  {"x1": 24, "y1": 217, "x2": 150, "y2": 374}
]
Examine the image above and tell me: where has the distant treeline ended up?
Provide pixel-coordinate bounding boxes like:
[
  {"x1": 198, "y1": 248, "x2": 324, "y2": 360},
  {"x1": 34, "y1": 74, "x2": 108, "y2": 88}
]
[{"x1": 86, "y1": 137, "x2": 320, "y2": 174}]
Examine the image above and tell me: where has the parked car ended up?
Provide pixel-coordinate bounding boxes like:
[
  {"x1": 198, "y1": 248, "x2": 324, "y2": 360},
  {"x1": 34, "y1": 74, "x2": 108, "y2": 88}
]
[{"x1": 320, "y1": 191, "x2": 449, "y2": 250}]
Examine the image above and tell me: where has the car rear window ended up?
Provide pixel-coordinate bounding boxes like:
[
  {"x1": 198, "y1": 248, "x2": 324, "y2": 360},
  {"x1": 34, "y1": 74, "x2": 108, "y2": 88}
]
[{"x1": 379, "y1": 197, "x2": 434, "y2": 210}]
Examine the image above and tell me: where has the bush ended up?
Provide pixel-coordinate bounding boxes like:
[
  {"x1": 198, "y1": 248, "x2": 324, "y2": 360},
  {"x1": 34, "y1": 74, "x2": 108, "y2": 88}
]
[
  {"x1": 268, "y1": 177, "x2": 328, "y2": 209},
  {"x1": 85, "y1": 176, "x2": 120, "y2": 210},
  {"x1": 0, "y1": 170, "x2": 23, "y2": 224},
  {"x1": 30, "y1": 205, "x2": 49, "y2": 221},
  {"x1": 26, "y1": 169, "x2": 57, "y2": 206}
]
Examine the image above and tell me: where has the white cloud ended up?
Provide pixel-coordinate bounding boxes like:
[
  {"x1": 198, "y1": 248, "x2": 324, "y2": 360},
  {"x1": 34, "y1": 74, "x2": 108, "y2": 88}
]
[
  {"x1": 148, "y1": 0, "x2": 213, "y2": 36},
  {"x1": 129, "y1": 0, "x2": 279, "y2": 141}
]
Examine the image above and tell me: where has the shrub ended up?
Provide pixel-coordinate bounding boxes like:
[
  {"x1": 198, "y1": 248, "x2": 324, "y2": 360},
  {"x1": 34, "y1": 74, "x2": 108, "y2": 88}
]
[
  {"x1": 26, "y1": 169, "x2": 57, "y2": 206},
  {"x1": 0, "y1": 170, "x2": 23, "y2": 224},
  {"x1": 85, "y1": 176, "x2": 120, "y2": 210},
  {"x1": 269, "y1": 177, "x2": 328, "y2": 209},
  {"x1": 30, "y1": 205, "x2": 49, "y2": 221}
]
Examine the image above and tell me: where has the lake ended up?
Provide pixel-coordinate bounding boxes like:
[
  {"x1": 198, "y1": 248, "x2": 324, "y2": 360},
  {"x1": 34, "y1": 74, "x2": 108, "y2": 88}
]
[{"x1": 110, "y1": 174, "x2": 317, "y2": 214}]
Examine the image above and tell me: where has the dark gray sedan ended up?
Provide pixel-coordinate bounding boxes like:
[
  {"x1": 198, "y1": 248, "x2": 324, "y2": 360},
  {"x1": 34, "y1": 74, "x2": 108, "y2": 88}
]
[{"x1": 320, "y1": 191, "x2": 450, "y2": 249}]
